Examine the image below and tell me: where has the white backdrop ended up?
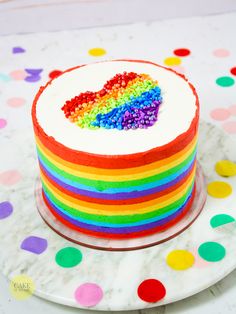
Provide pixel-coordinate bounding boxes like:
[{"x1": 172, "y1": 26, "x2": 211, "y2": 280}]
[{"x1": 0, "y1": 0, "x2": 236, "y2": 35}]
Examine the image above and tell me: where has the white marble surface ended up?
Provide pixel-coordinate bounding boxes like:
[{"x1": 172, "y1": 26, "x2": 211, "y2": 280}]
[
  {"x1": 0, "y1": 10, "x2": 236, "y2": 314},
  {"x1": 0, "y1": 121, "x2": 236, "y2": 311}
]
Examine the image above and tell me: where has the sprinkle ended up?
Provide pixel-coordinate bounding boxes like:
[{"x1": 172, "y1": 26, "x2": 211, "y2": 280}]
[{"x1": 61, "y1": 72, "x2": 162, "y2": 130}]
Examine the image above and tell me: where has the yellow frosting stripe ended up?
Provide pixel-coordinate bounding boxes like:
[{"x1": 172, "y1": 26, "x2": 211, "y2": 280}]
[
  {"x1": 40, "y1": 165, "x2": 196, "y2": 215},
  {"x1": 35, "y1": 134, "x2": 197, "y2": 178}
]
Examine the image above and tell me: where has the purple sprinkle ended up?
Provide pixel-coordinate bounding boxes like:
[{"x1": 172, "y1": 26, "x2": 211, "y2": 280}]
[
  {"x1": 20, "y1": 236, "x2": 48, "y2": 254},
  {"x1": 25, "y1": 68, "x2": 43, "y2": 75},
  {"x1": 12, "y1": 47, "x2": 26, "y2": 54},
  {"x1": 0, "y1": 201, "x2": 13, "y2": 219}
]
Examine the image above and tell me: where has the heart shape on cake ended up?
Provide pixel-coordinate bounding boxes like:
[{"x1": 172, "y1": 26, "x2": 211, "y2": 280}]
[{"x1": 61, "y1": 72, "x2": 162, "y2": 130}]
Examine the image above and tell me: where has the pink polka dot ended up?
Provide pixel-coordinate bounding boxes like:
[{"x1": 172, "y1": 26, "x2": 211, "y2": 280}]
[
  {"x1": 0, "y1": 118, "x2": 7, "y2": 129},
  {"x1": 170, "y1": 65, "x2": 185, "y2": 74},
  {"x1": 222, "y1": 121, "x2": 236, "y2": 134},
  {"x1": 0, "y1": 170, "x2": 22, "y2": 186},
  {"x1": 9, "y1": 70, "x2": 27, "y2": 81},
  {"x1": 210, "y1": 108, "x2": 230, "y2": 121},
  {"x1": 7, "y1": 97, "x2": 26, "y2": 108},
  {"x1": 213, "y1": 49, "x2": 230, "y2": 58},
  {"x1": 228, "y1": 105, "x2": 236, "y2": 116},
  {"x1": 74, "y1": 283, "x2": 103, "y2": 307}
]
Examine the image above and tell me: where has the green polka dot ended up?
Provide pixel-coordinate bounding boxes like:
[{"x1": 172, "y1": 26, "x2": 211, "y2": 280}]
[
  {"x1": 198, "y1": 242, "x2": 226, "y2": 262},
  {"x1": 210, "y1": 214, "x2": 235, "y2": 228},
  {"x1": 55, "y1": 247, "x2": 82, "y2": 268},
  {"x1": 216, "y1": 76, "x2": 235, "y2": 87}
]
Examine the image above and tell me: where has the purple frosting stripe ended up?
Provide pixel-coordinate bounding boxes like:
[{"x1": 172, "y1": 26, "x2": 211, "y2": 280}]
[
  {"x1": 44, "y1": 191, "x2": 193, "y2": 234},
  {"x1": 40, "y1": 161, "x2": 195, "y2": 201}
]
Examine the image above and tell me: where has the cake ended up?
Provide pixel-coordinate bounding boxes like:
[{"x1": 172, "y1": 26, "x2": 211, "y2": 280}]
[{"x1": 32, "y1": 60, "x2": 199, "y2": 239}]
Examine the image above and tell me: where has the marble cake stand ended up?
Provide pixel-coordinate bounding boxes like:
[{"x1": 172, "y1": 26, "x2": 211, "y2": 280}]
[{"x1": 0, "y1": 121, "x2": 236, "y2": 311}]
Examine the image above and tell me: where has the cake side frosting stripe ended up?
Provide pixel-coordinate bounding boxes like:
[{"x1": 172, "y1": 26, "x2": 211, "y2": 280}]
[
  {"x1": 40, "y1": 169, "x2": 195, "y2": 215},
  {"x1": 35, "y1": 134, "x2": 198, "y2": 176},
  {"x1": 41, "y1": 186, "x2": 196, "y2": 239},
  {"x1": 39, "y1": 156, "x2": 195, "y2": 197},
  {"x1": 37, "y1": 146, "x2": 196, "y2": 190},
  {"x1": 32, "y1": 60, "x2": 199, "y2": 169},
  {"x1": 43, "y1": 188, "x2": 194, "y2": 232},
  {"x1": 39, "y1": 162, "x2": 195, "y2": 204},
  {"x1": 43, "y1": 186, "x2": 193, "y2": 227},
  {"x1": 42, "y1": 182, "x2": 194, "y2": 224},
  {"x1": 35, "y1": 134, "x2": 197, "y2": 180}
]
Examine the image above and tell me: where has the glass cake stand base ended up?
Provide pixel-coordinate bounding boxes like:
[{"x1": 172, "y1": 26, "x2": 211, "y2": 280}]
[{"x1": 35, "y1": 163, "x2": 206, "y2": 251}]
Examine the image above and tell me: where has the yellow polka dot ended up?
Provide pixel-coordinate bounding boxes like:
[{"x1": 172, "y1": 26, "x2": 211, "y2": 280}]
[
  {"x1": 215, "y1": 160, "x2": 236, "y2": 177},
  {"x1": 207, "y1": 181, "x2": 232, "y2": 198},
  {"x1": 9, "y1": 275, "x2": 35, "y2": 300},
  {"x1": 88, "y1": 47, "x2": 106, "y2": 57},
  {"x1": 164, "y1": 56, "x2": 182, "y2": 66},
  {"x1": 166, "y1": 250, "x2": 195, "y2": 270}
]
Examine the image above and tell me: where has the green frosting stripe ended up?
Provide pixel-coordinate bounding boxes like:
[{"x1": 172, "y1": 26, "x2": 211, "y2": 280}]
[
  {"x1": 42, "y1": 180, "x2": 194, "y2": 224},
  {"x1": 37, "y1": 144, "x2": 197, "y2": 189}
]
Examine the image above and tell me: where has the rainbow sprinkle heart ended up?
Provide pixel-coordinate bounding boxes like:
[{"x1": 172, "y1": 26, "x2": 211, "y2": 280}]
[{"x1": 61, "y1": 72, "x2": 162, "y2": 130}]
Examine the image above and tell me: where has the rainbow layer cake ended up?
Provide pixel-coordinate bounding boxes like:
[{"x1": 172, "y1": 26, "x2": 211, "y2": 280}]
[{"x1": 32, "y1": 60, "x2": 199, "y2": 239}]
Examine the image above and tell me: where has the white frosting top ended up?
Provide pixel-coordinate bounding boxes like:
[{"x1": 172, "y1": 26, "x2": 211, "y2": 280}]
[{"x1": 36, "y1": 60, "x2": 197, "y2": 155}]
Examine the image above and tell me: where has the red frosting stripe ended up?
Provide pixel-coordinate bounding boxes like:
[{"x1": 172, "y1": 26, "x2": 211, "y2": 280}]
[{"x1": 32, "y1": 60, "x2": 199, "y2": 169}]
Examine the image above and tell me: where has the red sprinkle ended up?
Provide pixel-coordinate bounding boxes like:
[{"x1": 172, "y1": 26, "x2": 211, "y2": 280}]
[{"x1": 61, "y1": 71, "x2": 139, "y2": 117}]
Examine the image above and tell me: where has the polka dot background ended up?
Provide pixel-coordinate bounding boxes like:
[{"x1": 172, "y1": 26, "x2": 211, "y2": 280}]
[
  {"x1": 88, "y1": 47, "x2": 106, "y2": 57},
  {"x1": 0, "y1": 118, "x2": 7, "y2": 129},
  {"x1": 213, "y1": 49, "x2": 230, "y2": 58},
  {"x1": 0, "y1": 170, "x2": 22, "y2": 185},
  {"x1": 0, "y1": 15, "x2": 236, "y2": 310},
  {"x1": 74, "y1": 283, "x2": 103, "y2": 307},
  {"x1": 55, "y1": 247, "x2": 82, "y2": 268},
  {"x1": 7, "y1": 97, "x2": 26, "y2": 108},
  {"x1": 166, "y1": 250, "x2": 195, "y2": 270}
]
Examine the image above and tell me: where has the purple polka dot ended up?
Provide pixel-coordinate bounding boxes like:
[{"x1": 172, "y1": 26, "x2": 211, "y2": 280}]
[
  {"x1": 24, "y1": 69, "x2": 43, "y2": 83},
  {"x1": 0, "y1": 201, "x2": 13, "y2": 219},
  {"x1": 25, "y1": 69, "x2": 43, "y2": 75},
  {"x1": 25, "y1": 75, "x2": 41, "y2": 82},
  {"x1": 12, "y1": 47, "x2": 26, "y2": 54},
  {"x1": 21, "y1": 236, "x2": 48, "y2": 254}
]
